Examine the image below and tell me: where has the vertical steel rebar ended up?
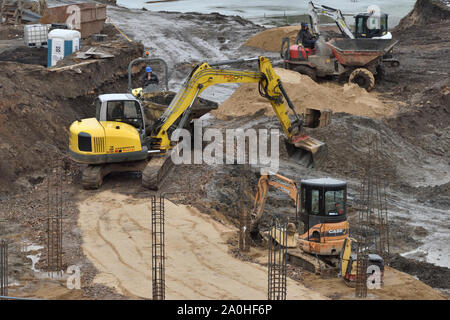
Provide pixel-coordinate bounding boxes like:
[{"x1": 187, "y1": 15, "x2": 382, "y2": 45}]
[
  {"x1": 0, "y1": 239, "x2": 8, "y2": 299},
  {"x1": 239, "y1": 179, "x2": 250, "y2": 252},
  {"x1": 47, "y1": 158, "x2": 64, "y2": 276},
  {"x1": 151, "y1": 195, "x2": 165, "y2": 300},
  {"x1": 355, "y1": 134, "x2": 390, "y2": 296},
  {"x1": 268, "y1": 218, "x2": 287, "y2": 300}
]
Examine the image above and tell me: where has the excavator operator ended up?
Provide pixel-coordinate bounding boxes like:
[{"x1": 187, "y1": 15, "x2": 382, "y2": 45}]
[{"x1": 296, "y1": 22, "x2": 317, "y2": 49}]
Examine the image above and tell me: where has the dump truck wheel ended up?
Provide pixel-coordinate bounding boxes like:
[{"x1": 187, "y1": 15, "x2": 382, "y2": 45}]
[
  {"x1": 349, "y1": 68, "x2": 375, "y2": 91},
  {"x1": 293, "y1": 65, "x2": 317, "y2": 82}
]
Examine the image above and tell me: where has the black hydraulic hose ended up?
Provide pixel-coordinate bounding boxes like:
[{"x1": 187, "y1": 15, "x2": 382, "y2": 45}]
[
  {"x1": 278, "y1": 81, "x2": 302, "y2": 124},
  {"x1": 209, "y1": 57, "x2": 259, "y2": 67}
]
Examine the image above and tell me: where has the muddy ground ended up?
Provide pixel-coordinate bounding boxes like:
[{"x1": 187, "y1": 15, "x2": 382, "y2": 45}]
[{"x1": 0, "y1": 0, "x2": 449, "y2": 299}]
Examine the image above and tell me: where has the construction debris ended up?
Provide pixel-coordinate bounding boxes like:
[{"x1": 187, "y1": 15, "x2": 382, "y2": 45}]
[
  {"x1": 75, "y1": 47, "x2": 114, "y2": 59},
  {"x1": 0, "y1": 0, "x2": 44, "y2": 24}
]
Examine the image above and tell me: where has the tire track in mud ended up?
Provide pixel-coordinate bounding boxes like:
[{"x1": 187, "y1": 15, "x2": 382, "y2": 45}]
[{"x1": 78, "y1": 191, "x2": 326, "y2": 299}]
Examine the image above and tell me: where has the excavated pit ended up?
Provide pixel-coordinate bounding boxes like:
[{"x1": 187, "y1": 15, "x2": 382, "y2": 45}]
[{"x1": 0, "y1": 0, "x2": 449, "y2": 299}]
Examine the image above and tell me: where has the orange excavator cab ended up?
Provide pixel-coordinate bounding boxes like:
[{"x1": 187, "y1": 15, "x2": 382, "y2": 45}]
[{"x1": 298, "y1": 178, "x2": 349, "y2": 256}]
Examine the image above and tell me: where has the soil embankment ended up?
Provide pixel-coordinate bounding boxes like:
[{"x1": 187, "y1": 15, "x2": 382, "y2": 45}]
[
  {"x1": 0, "y1": 26, "x2": 143, "y2": 192},
  {"x1": 395, "y1": 0, "x2": 450, "y2": 30}
]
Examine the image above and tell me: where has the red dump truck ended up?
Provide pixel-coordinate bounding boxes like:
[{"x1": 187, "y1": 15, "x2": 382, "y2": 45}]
[{"x1": 281, "y1": 37, "x2": 400, "y2": 91}]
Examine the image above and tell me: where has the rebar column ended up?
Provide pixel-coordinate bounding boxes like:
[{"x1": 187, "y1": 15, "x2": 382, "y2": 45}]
[
  {"x1": 268, "y1": 218, "x2": 287, "y2": 300},
  {"x1": 355, "y1": 243, "x2": 368, "y2": 298},
  {"x1": 151, "y1": 195, "x2": 165, "y2": 300},
  {"x1": 46, "y1": 159, "x2": 64, "y2": 275},
  {"x1": 0, "y1": 239, "x2": 8, "y2": 298}
]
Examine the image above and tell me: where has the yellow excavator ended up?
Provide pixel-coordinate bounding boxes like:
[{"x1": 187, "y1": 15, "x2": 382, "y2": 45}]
[{"x1": 68, "y1": 56, "x2": 328, "y2": 189}]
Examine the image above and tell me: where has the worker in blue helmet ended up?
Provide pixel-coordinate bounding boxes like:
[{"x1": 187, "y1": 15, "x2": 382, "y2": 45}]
[{"x1": 142, "y1": 65, "x2": 159, "y2": 88}]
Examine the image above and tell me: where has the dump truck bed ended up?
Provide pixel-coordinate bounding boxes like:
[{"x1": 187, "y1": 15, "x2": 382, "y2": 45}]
[{"x1": 327, "y1": 39, "x2": 398, "y2": 67}]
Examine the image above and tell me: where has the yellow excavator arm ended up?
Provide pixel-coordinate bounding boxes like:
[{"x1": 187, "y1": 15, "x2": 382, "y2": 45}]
[{"x1": 151, "y1": 56, "x2": 304, "y2": 152}]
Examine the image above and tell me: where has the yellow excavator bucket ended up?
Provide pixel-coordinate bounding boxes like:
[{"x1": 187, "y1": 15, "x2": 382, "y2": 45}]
[
  {"x1": 286, "y1": 134, "x2": 328, "y2": 168},
  {"x1": 284, "y1": 108, "x2": 330, "y2": 168}
]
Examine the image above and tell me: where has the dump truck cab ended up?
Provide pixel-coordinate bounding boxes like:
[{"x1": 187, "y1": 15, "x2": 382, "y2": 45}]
[
  {"x1": 354, "y1": 12, "x2": 391, "y2": 39},
  {"x1": 298, "y1": 178, "x2": 349, "y2": 255}
]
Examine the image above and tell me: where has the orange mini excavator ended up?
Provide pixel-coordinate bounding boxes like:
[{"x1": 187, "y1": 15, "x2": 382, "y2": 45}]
[{"x1": 250, "y1": 173, "x2": 350, "y2": 274}]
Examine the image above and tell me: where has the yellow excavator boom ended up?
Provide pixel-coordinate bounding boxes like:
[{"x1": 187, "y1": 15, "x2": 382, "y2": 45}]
[{"x1": 151, "y1": 56, "x2": 307, "y2": 153}]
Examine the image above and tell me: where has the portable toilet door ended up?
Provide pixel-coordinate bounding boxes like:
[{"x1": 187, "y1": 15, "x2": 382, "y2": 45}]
[{"x1": 47, "y1": 29, "x2": 81, "y2": 67}]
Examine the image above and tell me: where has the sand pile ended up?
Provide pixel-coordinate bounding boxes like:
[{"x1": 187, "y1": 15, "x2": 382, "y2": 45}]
[
  {"x1": 212, "y1": 68, "x2": 396, "y2": 120},
  {"x1": 78, "y1": 191, "x2": 326, "y2": 300},
  {"x1": 244, "y1": 26, "x2": 299, "y2": 52}
]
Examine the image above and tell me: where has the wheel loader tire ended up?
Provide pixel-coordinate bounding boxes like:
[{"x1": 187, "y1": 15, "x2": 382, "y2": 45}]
[
  {"x1": 82, "y1": 165, "x2": 103, "y2": 189},
  {"x1": 349, "y1": 68, "x2": 375, "y2": 91},
  {"x1": 293, "y1": 65, "x2": 317, "y2": 82}
]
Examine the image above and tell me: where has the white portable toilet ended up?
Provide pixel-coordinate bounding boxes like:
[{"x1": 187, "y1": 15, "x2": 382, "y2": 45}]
[{"x1": 47, "y1": 29, "x2": 81, "y2": 67}]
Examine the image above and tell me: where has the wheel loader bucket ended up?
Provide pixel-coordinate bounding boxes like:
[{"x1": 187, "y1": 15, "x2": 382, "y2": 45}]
[{"x1": 286, "y1": 135, "x2": 328, "y2": 168}]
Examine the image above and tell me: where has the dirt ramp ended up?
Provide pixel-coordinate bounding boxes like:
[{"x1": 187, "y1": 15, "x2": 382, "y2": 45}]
[
  {"x1": 78, "y1": 191, "x2": 326, "y2": 300},
  {"x1": 244, "y1": 26, "x2": 299, "y2": 52},
  {"x1": 212, "y1": 68, "x2": 397, "y2": 120},
  {"x1": 395, "y1": 0, "x2": 450, "y2": 31}
]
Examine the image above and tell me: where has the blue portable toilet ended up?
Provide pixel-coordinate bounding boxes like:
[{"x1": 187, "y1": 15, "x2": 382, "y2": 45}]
[{"x1": 47, "y1": 29, "x2": 81, "y2": 67}]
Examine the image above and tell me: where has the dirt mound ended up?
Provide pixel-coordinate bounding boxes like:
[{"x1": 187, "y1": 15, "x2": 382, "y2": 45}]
[
  {"x1": 395, "y1": 0, "x2": 450, "y2": 31},
  {"x1": 385, "y1": 85, "x2": 450, "y2": 158},
  {"x1": 305, "y1": 110, "x2": 450, "y2": 187},
  {"x1": 243, "y1": 26, "x2": 299, "y2": 52},
  {"x1": 212, "y1": 68, "x2": 397, "y2": 120}
]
